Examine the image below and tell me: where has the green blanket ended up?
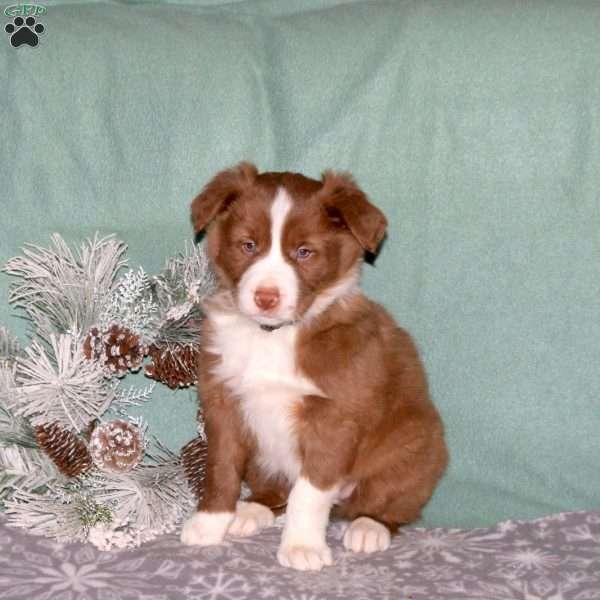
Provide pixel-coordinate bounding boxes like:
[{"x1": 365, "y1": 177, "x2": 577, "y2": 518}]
[{"x1": 1, "y1": 0, "x2": 599, "y2": 527}]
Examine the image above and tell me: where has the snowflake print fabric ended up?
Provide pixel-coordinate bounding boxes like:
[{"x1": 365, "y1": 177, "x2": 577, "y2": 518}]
[{"x1": 1, "y1": 511, "x2": 599, "y2": 600}]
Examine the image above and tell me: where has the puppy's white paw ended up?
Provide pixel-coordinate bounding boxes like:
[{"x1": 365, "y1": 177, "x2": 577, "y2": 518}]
[
  {"x1": 180, "y1": 511, "x2": 233, "y2": 546},
  {"x1": 228, "y1": 501, "x2": 275, "y2": 537},
  {"x1": 343, "y1": 516, "x2": 391, "y2": 554},
  {"x1": 277, "y1": 543, "x2": 333, "y2": 571}
]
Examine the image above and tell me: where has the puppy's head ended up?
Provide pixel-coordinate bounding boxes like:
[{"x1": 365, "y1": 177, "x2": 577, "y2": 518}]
[{"x1": 191, "y1": 162, "x2": 387, "y2": 326}]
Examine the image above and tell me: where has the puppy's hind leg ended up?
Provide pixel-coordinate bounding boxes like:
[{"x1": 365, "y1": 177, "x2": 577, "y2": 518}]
[
  {"x1": 335, "y1": 476, "x2": 424, "y2": 555},
  {"x1": 343, "y1": 516, "x2": 392, "y2": 554},
  {"x1": 228, "y1": 500, "x2": 275, "y2": 537}
]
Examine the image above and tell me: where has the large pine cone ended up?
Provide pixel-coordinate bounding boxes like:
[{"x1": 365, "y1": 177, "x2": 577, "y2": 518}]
[
  {"x1": 84, "y1": 324, "x2": 146, "y2": 378},
  {"x1": 180, "y1": 435, "x2": 207, "y2": 503},
  {"x1": 35, "y1": 422, "x2": 93, "y2": 478},
  {"x1": 145, "y1": 343, "x2": 199, "y2": 389}
]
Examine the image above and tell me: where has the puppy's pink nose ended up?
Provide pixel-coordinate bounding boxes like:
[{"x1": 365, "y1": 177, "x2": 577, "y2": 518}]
[{"x1": 254, "y1": 287, "x2": 280, "y2": 311}]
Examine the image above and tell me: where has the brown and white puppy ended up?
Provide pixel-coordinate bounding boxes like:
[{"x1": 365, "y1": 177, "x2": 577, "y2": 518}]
[{"x1": 181, "y1": 162, "x2": 448, "y2": 571}]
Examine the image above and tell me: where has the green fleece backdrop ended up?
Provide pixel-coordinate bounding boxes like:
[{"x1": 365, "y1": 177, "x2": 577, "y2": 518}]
[{"x1": 1, "y1": 0, "x2": 599, "y2": 528}]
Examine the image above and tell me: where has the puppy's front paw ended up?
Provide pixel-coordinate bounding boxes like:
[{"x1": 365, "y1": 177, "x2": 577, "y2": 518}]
[
  {"x1": 277, "y1": 543, "x2": 333, "y2": 571},
  {"x1": 180, "y1": 511, "x2": 234, "y2": 546},
  {"x1": 343, "y1": 516, "x2": 391, "y2": 554},
  {"x1": 228, "y1": 501, "x2": 275, "y2": 537}
]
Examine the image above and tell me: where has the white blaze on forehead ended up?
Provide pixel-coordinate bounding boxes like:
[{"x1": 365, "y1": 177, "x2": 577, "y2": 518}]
[
  {"x1": 270, "y1": 187, "x2": 293, "y2": 254},
  {"x1": 237, "y1": 187, "x2": 299, "y2": 324}
]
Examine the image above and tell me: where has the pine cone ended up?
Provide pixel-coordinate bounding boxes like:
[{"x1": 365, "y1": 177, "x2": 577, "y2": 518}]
[
  {"x1": 145, "y1": 343, "x2": 199, "y2": 389},
  {"x1": 180, "y1": 435, "x2": 207, "y2": 502},
  {"x1": 35, "y1": 422, "x2": 93, "y2": 478},
  {"x1": 90, "y1": 419, "x2": 145, "y2": 473},
  {"x1": 84, "y1": 324, "x2": 146, "y2": 378}
]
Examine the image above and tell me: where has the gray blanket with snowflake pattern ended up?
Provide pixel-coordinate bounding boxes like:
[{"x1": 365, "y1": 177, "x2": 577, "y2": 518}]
[{"x1": 1, "y1": 512, "x2": 599, "y2": 599}]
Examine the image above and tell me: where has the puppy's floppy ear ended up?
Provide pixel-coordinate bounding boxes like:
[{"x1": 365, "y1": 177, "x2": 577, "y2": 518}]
[
  {"x1": 320, "y1": 171, "x2": 387, "y2": 253},
  {"x1": 191, "y1": 161, "x2": 258, "y2": 234}
]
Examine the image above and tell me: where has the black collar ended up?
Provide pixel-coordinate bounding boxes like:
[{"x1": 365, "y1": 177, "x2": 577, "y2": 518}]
[{"x1": 259, "y1": 320, "x2": 294, "y2": 332}]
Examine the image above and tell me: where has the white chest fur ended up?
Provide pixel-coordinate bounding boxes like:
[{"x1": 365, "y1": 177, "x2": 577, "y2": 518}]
[{"x1": 206, "y1": 309, "x2": 322, "y2": 483}]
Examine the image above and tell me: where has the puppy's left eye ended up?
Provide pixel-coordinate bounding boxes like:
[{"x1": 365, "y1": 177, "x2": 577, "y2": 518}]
[
  {"x1": 296, "y1": 247, "x2": 313, "y2": 260},
  {"x1": 242, "y1": 240, "x2": 258, "y2": 254}
]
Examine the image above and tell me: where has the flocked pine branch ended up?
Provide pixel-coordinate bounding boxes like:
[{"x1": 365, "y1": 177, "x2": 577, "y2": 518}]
[
  {"x1": 153, "y1": 241, "x2": 216, "y2": 311},
  {"x1": 154, "y1": 303, "x2": 204, "y2": 348},
  {"x1": 5, "y1": 488, "x2": 90, "y2": 542},
  {"x1": 151, "y1": 243, "x2": 215, "y2": 347},
  {"x1": 99, "y1": 267, "x2": 160, "y2": 345},
  {"x1": 14, "y1": 334, "x2": 113, "y2": 432},
  {"x1": 0, "y1": 327, "x2": 59, "y2": 504},
  {"x1": 111, "y1": 382, "x2": 156, "y2": 416},
  {"x1": 0, "y1": 327, "x2": 22, "y2": 411},
  {"x1": 0, "y1": 327, "x2": 21, "y2": 364},
  {"x1": 86, "y1": 439, "x2": 193, "y2": 543},
  {"x1": 3, "y1": 234, "x2": 128, "y2": 343},
  {"x1": 0, "y1": 361, "x2": 17, "y2": 414},
  {"x1": 0, "y1": 445, "x2": 62, "y2": 504},
  {"x1": 0, "y1": 405, "x2": 37, "y2": 448}
]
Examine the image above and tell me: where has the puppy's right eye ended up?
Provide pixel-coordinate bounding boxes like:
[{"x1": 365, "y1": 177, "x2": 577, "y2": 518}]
[{"x1": 242, "y1": 240, "x2": 257, "y2": 254}]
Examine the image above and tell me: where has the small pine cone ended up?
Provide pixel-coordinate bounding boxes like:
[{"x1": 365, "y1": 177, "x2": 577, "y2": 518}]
[
  {"x1": 90, "y1": 419, "x2": 145, "y2": 473},
  {"x1": 103, "y1": 324, "x2": 146, "y2": 377},
  {"x1": 84, "y1": 324, "x2": 147, "y2": 378},
  {"x1": 35, "y1": 422, "x2": 93, "y2": 478},
  {"x1": 145, "y1": 343, "x2": 199, "y2": 389},
  {"x1": 180, "y1": 435, "x2": 208, "y2": 502}
]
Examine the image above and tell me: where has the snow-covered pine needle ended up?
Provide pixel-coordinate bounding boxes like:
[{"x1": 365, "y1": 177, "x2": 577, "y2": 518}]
[
  {"x1": 99, "y1": 267, "x2": 160, "y2": 345},
  {"x1": 0, "y1": 405, "x2": 37, "y2": 448},
  {"x1": 86, "y1": 439, "x2": 193, "y2": 543},
  {"x1": 0, "y1": 327, "x2": 23, "y2": 412},
  {"x1": 111, "y1": 382, "x2": 156, "y2": 416},
  {"x1": 0, "y1": 445, "x2": 61, "y2": 503},
  {"x1": 3, "y1": 233, "x2": 128, "y2": 343},
  {"x1": 0, "y1": 327, "x2": 21, "y2": 365},
  {"x1": 0, "y1": 362, "x2": 18, "y2": 414},
  {"x1": 14, "y1": 334, "x2": 113, "y2": 432},
  {"x1": 155, "y1": 304, "x2": 204, "y2": 347},
  {"x1": 153, "y1": 241, "x2": 216, "y2": 309},
  {"x1": 5, "y1": 488, "x2": 88, "y2": 542},
  {"x1": 151, "y1": 242, "x2": 215, "y2": 347}
]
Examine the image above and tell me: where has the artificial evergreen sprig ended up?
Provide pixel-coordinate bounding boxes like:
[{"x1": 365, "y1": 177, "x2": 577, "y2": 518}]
[
  {"x1": 86, "y1": 439, "x2": 193, "y2": 541},
  {"x1": 14, "y1": 334, "x2": 113, "y2": 432},
  {"x1": 5, "y1": 480, "x2": 113, "y2": 543},
  {"x1": 0, "y1": 405, "x2": 37, "y2": 449},
  {"x1": 111, "y1": 382, "x2": 156, "y2": 416},
  {"x1": 3, "y1": 234, "x2": 128, "y2": 343},
  {"x1": 0, "y1": 326, "x2": 21, "y2": 367},
  {"x1": 0, "y1": 327, "x2": 22, "y2": 413},
  {"x1": 0, "y1": 445, "x2": 62, "y2": 505},
  {"x1": 153, "y1": 241, "x2": 216, "y2": 311},
  {"x1": 98, "y1": 267, "x2": 159, "y2": 346},
  {"x1": 151, "y1": 242, "x2": 215, "y2": 347}
]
